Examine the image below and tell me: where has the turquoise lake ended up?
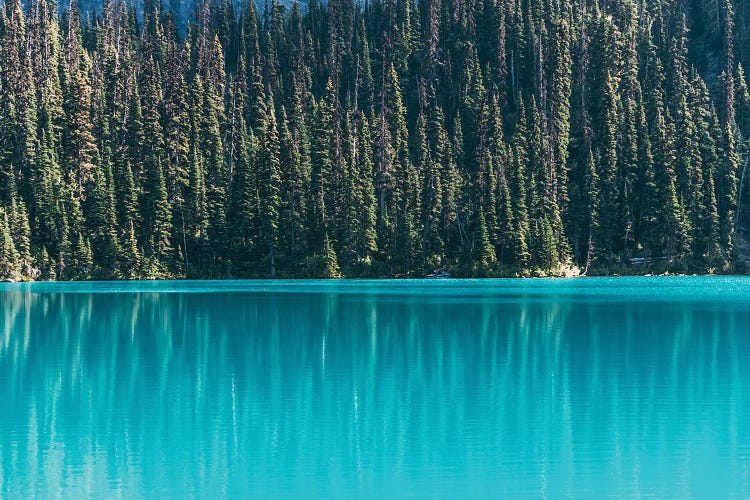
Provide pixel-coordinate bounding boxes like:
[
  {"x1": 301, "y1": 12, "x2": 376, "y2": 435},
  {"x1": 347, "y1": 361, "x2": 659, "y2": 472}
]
[{"x1": 1, "y1": 277, "x2": 750, "y2": 498}]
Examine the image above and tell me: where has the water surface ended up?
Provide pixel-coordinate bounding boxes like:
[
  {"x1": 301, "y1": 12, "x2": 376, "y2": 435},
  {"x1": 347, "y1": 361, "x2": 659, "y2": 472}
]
[{"x1": 1, "y1": 277, "x2": 750, "y2": 497}]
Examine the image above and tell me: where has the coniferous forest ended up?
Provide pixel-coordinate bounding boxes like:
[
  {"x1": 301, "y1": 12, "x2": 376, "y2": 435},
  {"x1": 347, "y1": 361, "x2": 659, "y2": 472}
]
[{"x1": 2, "y1": 0, "x2": 750, "y2": 279}]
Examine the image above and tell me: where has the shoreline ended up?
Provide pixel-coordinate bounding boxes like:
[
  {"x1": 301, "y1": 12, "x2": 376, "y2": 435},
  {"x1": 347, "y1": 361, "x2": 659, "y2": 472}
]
[{"x1": 3, "y1": 273, "x2": 748, "y2": 284}]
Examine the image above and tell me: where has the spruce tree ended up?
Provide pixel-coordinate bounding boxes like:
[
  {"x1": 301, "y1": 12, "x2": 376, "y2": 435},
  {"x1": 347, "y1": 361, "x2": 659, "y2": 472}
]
[
  {"x1": 0, "y1": 208, "x2": 21, "y2": 281},
  {"x1": 308, "y1": 96, "x2": 333, "y2": 254},
  {"x1": 257, "y1": 93, "x2": 282, "y2": 276},
  {"x1": 9, "y1": 195, "x2": 33, "y2": 278}
]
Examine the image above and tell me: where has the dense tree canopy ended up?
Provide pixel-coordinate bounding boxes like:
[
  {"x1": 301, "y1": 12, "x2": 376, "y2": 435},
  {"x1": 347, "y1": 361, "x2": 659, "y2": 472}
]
[{"x1": 1, "y1": 0, "x2": 750, "y2": 279}]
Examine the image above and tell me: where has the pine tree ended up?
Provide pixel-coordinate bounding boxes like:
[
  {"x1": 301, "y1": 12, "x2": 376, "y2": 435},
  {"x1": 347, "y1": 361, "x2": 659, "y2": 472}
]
[
  {"x1": 354, "y1": 111, "x2": 378, "y2": 265},
  {"x1": 121, "y1": 221, "x2": 141, "y2": 279},
  {"x1": 308, "y1": 95, "x2": 333, "y2": 253},
  {"x1": 85, "y1": 162, "x2": 120, "y2": 277},
  {"x1": 186, "y1": 114, "x2": 210, "y2": 274},
  {"x1": 138, "y1": 35, "x2": 174, "y2": 268},
  {"x1": 278, "y1": 106, "x2": 307, "y2": 265},
  {"x1": 321, "y1": 232, "x2": 341, "y2": 278},
  {"x1": 61, "y1": 0, "x2": 98, "y2": 201},
  {"x1": 510, "y1": 97, "x2": 531, "y2": 270},
  {"x1": 164, "y1": 30, "x2": 192, "y2": 251},
  {"x1": 225, "y1": 67, "x2": 256, "y2": 275},
  {"x1": 339, "y1": 110, "x2": 377, "y2": 272},
  {"x1": 38, "y1": 246, "x2": 56, "y2": 280},
  {"x1": 0, "y1": 208, "x2": 21, "y2": 281},
  {"x1": 144, "y1": 154, "x2": 173, "y2": 266},
  {"x1": 494, "y1": 141, "x2": 515, "y2": 267},
  {"x1": 548, "y1": 18, "x2": 573, "y2": 261},
  {"x1": 594, "y1": 71, "x2": 621, "y2": 264},
  {"x1": 196, "y1": 36, "x2": 228, "y2": 271},
  {"x1": 257, "y1": 92, "x2": 282, "y2": 276},
  {"x1": 417, "y1": 110, "x2": 444, "y2": 268},
  {"x1": 6, "y1": 188, "x2": 33, "y2": 278},
  {"x1": 70, "y1": 232, "x2": 93, "y2": 280},
  {"x1": 583, "y1": 147, "x2": 599, "y2": 272},
  {"x1": 1, "y1": 0, "x2": 38, "y2": 202},
  {"x1": 473, "y1": 207, "x2": 496, "y2": 275},
  {"x1": 717, "y1": 120, "x2": 740, "y2": 259},
  {"x1": 384, "y1": 64, "x2": 419, "y2": 274}
]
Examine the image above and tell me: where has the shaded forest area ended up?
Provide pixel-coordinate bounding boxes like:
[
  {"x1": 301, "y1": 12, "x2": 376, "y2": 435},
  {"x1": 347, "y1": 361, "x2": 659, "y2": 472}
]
[{"x1": 2, "y1": 0, "x2": 750, "y2": 279}]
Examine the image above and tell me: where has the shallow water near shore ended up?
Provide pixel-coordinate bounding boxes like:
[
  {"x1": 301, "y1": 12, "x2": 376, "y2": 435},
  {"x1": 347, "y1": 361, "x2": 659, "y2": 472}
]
[{"x1": 1, "y1": 277, "x2": 749, "y2": 497}]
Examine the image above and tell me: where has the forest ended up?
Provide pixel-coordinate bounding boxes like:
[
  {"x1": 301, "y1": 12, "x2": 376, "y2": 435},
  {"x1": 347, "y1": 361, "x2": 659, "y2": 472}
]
[{"x1": 1, "y1": 0, "x2": 750, "y2": 279}]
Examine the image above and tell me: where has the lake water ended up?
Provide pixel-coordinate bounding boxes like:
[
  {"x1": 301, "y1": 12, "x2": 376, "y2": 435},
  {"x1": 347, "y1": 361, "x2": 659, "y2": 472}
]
[{"x1": 1, "y1": 278, "x2": 750, "y2": 498}]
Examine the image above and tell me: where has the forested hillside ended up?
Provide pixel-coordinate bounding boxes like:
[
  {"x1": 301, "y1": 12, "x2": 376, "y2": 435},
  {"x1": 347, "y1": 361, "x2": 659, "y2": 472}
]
[{"x1": 1, "y1": 0, "x2": 750, "y2": 279}]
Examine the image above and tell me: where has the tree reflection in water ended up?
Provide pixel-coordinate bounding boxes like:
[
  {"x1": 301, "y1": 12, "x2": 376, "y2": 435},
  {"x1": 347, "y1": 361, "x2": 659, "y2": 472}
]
[{"x1": 1, "y1": 279, "x2": 749, "y2": 497}]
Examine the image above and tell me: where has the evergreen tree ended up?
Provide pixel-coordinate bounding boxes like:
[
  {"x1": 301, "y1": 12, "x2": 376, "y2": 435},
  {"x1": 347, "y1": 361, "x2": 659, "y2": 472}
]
[
  {"x1": 308, "y1": 95, "x2": 333, "y2": 253},
  {"x1": 12, "y1": 196, "x2": 33, "y2": 277},
  {"x1": 510, "y1": 97, "x2": 531, "y2": 270},
  {"x1": 278, "y1": 105, "x2": 307, "y2": 265},
  {"x1": 257, "y1": 92, "x2": 282, "y2": 276},
  {"x1": 0, "y1": 208, "x2": 21, "y2": 281}
]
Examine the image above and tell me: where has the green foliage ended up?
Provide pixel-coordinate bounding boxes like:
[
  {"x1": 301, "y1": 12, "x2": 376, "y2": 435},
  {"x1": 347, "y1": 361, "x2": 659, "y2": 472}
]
[
  {"x1": 0, "y1": 208, "x2": 21, "y2": 281},
  {"x1": 0, "y1": 0, "x2": 749, "y2": 279}
]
